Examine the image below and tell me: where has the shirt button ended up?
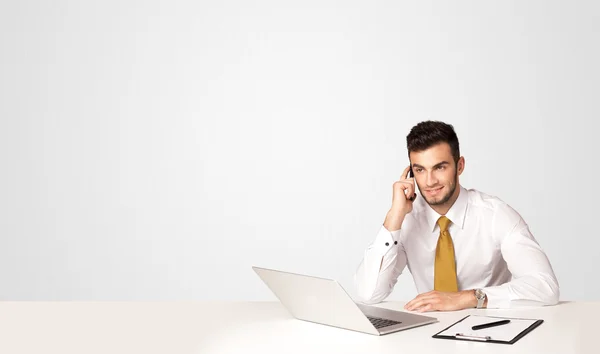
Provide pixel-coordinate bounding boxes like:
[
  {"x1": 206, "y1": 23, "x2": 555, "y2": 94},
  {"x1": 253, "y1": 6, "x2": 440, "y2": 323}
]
[
  {"x1": 394, "y1": 241, "x2": 398, "y2": 245},
  {"x1": 385, "y1": 242, "x2": 389, "y2": 246}
]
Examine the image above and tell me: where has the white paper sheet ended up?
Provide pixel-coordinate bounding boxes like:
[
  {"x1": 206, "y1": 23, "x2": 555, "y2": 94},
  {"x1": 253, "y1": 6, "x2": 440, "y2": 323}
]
[{"x1": 438, "y1": 315, "x2": 539, "y2": 342}]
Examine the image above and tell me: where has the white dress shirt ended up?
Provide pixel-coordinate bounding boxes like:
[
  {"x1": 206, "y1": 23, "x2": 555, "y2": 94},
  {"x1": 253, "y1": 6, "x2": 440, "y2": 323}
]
[{"x1": 354, "y1": 186, "x2": 559, "y2": 308}]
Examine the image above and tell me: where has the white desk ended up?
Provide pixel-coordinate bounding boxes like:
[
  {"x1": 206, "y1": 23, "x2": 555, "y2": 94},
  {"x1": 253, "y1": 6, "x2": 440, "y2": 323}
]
[{"x1": 0, "y1": 301, "x2": 593, "y2": 353}]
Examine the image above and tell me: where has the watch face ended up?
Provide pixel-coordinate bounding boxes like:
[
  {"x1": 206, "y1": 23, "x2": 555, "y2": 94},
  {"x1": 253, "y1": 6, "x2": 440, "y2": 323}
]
[{"x1": 475, "y1": 289, "x2": 485, "y2": 300}]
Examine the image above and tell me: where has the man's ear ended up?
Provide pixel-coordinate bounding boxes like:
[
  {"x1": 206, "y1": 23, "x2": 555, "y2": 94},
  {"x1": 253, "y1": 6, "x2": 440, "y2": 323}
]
[{"x1": 457, "y1": 156, "x2": 465, "y2": 176}]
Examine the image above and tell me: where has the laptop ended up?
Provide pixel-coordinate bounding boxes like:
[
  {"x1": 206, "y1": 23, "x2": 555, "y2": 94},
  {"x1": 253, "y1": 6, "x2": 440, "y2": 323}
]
[{"x1": 252, "y1": 266, "x2": 438, "y2": 335}]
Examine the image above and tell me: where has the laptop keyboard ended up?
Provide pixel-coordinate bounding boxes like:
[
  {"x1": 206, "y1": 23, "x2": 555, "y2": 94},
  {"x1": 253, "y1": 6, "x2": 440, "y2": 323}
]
[{"x1": 367, "y1": 316, "x2": 402, "y2": 329}]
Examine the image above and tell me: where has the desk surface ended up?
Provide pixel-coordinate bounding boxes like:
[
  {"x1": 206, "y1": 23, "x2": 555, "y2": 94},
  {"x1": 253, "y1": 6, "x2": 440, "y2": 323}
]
[{"x1": 0, "y1": 301, "x2": 592, "y2": 353}]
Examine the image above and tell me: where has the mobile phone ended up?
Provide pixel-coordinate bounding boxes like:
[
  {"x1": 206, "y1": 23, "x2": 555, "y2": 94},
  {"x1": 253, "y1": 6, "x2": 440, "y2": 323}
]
[{"x1": 408, "y1": 166, "x2": 415, "y2": 201}]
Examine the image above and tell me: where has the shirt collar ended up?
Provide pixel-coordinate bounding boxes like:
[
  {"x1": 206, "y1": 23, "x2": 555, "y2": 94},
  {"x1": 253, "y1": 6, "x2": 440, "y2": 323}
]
[{"x1": 423, "y1": 185, "x2": 468, "y2": 232}]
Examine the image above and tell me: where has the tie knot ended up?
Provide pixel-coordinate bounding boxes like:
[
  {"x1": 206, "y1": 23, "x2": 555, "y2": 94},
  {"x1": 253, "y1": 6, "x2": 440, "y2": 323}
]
[{"x1": 437, "y1": 216, "x2": 451, "y2": 232}]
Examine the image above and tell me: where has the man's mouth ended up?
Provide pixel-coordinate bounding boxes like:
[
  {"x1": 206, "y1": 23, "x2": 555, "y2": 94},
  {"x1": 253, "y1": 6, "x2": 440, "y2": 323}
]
[{"x1": 425, "y1": 186, "x2": 444, "y2": 196}]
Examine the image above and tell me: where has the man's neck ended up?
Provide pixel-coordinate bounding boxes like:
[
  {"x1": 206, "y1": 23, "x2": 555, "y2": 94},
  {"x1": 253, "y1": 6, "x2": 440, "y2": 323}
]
[{"x1": 430, "y1": 186, "x2": 461, "y2": 215}]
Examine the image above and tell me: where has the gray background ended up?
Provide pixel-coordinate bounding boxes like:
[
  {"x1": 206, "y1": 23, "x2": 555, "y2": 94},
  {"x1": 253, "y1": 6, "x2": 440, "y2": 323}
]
[{"x1": 1, "y1": 0, "x2": 598, "y2": 301}]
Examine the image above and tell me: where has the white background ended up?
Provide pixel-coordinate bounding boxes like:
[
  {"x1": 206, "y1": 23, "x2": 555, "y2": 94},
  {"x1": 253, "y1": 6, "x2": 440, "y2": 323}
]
[{"x1": 1, "y1": 0, "x2": 598, "y2": 301}]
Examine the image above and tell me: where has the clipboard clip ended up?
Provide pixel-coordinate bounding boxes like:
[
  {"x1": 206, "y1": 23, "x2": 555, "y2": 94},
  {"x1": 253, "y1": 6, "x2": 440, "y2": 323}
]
[{"x1": 455, "y1": 333, "x2": 491, "y2": 341}]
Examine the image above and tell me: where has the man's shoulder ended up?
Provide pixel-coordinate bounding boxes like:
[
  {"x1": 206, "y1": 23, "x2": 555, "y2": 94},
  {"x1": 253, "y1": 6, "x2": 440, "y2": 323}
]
[
  {"x1": 466, "y1": 188, "x2": 528, "y2": 235},
  {"x1": 465, "y1": 188, "x2": 521, "y2": 219},
  {"x1": 465, "y1": 188, "x2": 511, "y2": 211}
]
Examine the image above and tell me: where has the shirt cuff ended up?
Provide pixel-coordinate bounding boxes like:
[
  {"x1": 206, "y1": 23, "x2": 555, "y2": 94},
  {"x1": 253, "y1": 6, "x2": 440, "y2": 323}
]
[
  {"x1": 482, "y1": 284, "x2": 511, "y2": 309},
  {"x1": 371, "y1": 225, "x2": 402, "y2": 254}
]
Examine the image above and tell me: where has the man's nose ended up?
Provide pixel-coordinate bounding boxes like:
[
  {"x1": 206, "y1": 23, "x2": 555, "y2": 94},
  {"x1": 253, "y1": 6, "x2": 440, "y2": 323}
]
[{"x1": 426, "y1": 172, "x2": 438, "y2": 186}]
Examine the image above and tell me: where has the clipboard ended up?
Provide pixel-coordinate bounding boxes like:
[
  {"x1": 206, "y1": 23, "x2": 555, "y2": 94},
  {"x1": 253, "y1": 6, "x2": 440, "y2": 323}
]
[{"x1": 432, "y1": 315, "x2": 544, "y2": 345}]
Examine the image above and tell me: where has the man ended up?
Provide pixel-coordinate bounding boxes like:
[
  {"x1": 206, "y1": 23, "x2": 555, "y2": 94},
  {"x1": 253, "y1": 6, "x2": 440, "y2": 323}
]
[{"x1": 354, "y1": 121, "x2": 559, "y2": 311}]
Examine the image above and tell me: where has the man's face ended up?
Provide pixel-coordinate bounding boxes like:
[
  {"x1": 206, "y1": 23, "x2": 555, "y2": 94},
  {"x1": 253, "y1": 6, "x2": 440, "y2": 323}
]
[{"x1": 409, "y1": 143, "x2": 464, "y2": 206}]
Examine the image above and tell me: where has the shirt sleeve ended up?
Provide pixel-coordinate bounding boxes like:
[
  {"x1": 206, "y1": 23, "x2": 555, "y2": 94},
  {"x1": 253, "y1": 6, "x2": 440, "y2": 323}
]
[
  {"x1": 354, "y1": 225, "x2": 408, "y2": 304},
  {"x1": 482, "y1": 204, "x2": 560, "y2": 308}
]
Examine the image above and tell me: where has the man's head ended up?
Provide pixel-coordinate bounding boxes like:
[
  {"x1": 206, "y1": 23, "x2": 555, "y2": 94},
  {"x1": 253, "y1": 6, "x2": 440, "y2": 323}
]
[{"x1": 406, "y1": 121, "x2": 465, "y2": 210}]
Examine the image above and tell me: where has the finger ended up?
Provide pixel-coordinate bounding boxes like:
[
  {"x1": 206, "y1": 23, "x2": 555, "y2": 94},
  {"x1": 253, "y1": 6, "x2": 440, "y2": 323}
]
[
  {"x1": 394, "y1": 181, "x2": 408, "y2": 195},
  {"x1": 405, "y1": 295, "x2": 434, "y2": 310},
  {"x1": 398, "y1": 183, "x2": 414, "y2": 197},
  {"x1": 395, "y1": 181, "x2": 415, "y2": 201},
  {"x1": 405, "y1": 291, "x2": 436, "y2": 309},
  {"x1": 407, "y1": 295, "x2": 441, "y2": 310},
  {"x1": 406, "y1": 298, "x2": 429, "y2": 311},
  {"x1": 401, "y1": 165, "x2": 411, "y2": 180},
  {"x1": 412, "y1": 291, "x2": 433, "y2": 300},
  {"x1": 418, "y1": 296, "x2": 441, "y2": 310},
  {"x1": 404, "y1": 297, "x2": 418, "y2": 310},
  {"x1": 417, "y1": 303, "x2": 435, "y2": 313},
  {"x1": 409, "y1": 172, "x2": 416, "y2": 196},
  {"x1": 405, "y1": 184, "x2": 415, "y2": 200},
  {"x1": 396, "y1": 181, "x2": 414, "y2": 187}
]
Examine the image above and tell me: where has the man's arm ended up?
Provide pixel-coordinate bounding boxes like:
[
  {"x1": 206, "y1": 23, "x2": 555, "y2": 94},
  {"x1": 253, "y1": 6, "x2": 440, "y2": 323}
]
[
  {"x1": 355, "y1": 166, "x2": 416, "y2": 304},
  {"x1": 354, "y1": 225, "x2": 408, "y2": 304},
  {"x1": 481, "y1": 205, "x2": 560, "y2": 308}
]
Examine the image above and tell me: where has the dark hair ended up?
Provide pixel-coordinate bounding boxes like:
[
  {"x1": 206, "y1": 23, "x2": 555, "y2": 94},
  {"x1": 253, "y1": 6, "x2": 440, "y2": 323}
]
[{"x1": 406, "y1": 121, "x2": 460, "y2": 163}]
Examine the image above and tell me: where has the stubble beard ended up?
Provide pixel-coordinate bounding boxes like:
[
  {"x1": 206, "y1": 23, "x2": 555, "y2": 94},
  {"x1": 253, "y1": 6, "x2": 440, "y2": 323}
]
[{"x1": 420, "y1": 171, "x2": 458, "y2": 206}]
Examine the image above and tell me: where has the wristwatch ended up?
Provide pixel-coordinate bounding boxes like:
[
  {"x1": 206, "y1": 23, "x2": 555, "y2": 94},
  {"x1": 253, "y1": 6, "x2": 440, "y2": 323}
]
[{"x1": 475, "y1": 289, "x2": 486, "y2": 309}]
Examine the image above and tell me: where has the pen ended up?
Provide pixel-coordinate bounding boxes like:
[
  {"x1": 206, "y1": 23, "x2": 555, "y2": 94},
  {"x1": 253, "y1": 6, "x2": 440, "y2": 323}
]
[
  {"x1": 455, "y1": 333, "x2": 491, "y2": 341},
  {"x1": 472, "y1": 319, "x2": 511, "y2": 330}
]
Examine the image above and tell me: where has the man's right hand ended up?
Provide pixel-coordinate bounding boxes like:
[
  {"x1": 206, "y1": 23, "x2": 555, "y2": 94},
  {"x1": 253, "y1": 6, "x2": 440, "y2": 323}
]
[{"x1": 383, "y1": 165, "x2": 417, "y2": 231}]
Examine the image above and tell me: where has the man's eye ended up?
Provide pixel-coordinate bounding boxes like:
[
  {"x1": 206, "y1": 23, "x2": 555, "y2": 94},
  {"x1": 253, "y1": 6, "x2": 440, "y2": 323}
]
[
  {"x1": 437, "y1": 166, "x2": 445, "y2": 170},
  {"x1": 416, "y1": 169, "x2": 423, "y2": 173}
]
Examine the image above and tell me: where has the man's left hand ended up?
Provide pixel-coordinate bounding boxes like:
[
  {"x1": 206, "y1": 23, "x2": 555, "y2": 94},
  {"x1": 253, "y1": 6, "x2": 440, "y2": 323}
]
[{"x1": 404, "y1": 290, "x2": 476, "y2": 312}]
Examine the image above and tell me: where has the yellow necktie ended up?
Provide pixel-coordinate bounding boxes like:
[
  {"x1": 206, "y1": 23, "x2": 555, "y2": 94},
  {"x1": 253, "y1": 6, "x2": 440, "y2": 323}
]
[{"x1": 434, "y1": 216, "x2": 458, "y2": 292}]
